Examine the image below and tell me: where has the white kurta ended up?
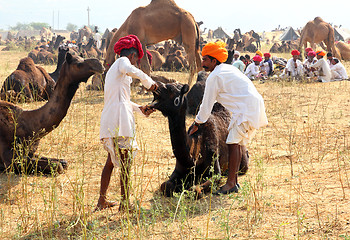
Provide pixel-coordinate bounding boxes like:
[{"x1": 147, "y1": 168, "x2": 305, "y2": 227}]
[
  {"x1": 100, "y1": 56, "x2": 155, "y2": 141},
  {"x1": 195, "y1": 63, "x2": 268, "y2": 131},
  {"x1": 330, "y1": 62, "x2": 348, "y2": 80},
  {"x1": 311, "y1": 58, "x2": 332, "y2": 82},
  {"x1": 285, "y1": 58, "x2": 303, "y2": 77},
  {"x1": 244, "y1": 62, "x2": 260, "y2": 79},
  {"x1": 93, "y1": 32, "x2": 102, "y2": 49},
  {"x1": 303, "y1": 58, "x2": 317, "y2": 77}
]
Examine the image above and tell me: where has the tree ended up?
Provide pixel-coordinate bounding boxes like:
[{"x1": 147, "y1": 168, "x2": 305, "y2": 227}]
[
  {"x1": 9, "y1": 22, "x2": 50, "y2": 31},
  {"x1": 66, "y1": 23, "x2": 78, "y2": 32}
]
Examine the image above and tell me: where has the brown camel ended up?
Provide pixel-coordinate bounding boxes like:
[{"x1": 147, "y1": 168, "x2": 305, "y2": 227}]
[
  {"x1": 1, "y1": 57, "x2": 56, "y2": 102},
  {"x1": 0, "y1": 52, "x2": 104, "y2": 174},
  {"x1": 104, "y1": 0, "x2": 202, "y2": 86},
  {"x1": 298, "y1": 17, "x2": 340, "y2": 58},
  {"x1": 335, "y1": 41, "x2": 350, "y2": 60},
  {"x1": 78, "y1": 26, "x2": 93, "y2": 43},
  {"x1": 148, "y1": 49, "x2": 165, "y2": 71}
]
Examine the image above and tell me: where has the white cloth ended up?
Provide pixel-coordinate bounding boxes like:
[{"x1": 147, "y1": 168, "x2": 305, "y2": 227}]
[
  {"x1": 100, "y1": 57, "x2": 155, "y2": 147},
  {"x1": 303, "y1": 58, "x2": 317, "y2": 77},
  {"x1": 285, "y1": 58, "x2": 303, "y2": 77},
  {"x1": 226, "y1": 121, "x2": 256, "y2": 145},
  {"x1": 244, "y1": 62, "x2": 260, "y2": 79},
  {"x1": 260, "y1": 60, "x2": 273, "y2": 76},
  {"x1": 311, "y1": 58, "x2": 332, "y2": 82},
  {"x1": 330, "y1": 62, "x2": 348, "y2": 80},
  {"x1": 101, "y1": 137, "x2": 137, "y2": 167},
  {"x1": 195, "y1": 63, "x2": 268, "y2": 136},
  {"x1": 93, "y1": 32, "x2": 102, "y2": 49}
]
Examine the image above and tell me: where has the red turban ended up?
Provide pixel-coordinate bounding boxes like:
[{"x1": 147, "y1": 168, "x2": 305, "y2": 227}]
[
  {"x1": 252, "y1": 55, "x2": 262, "y2": 62},
  {"x1": 307, "y1": 51, "x2": 316, "y2": 57},
  {"x1": 264, "y1": 52, "x2": 271, "y2": 58},
  {"x1": 291, "y1": 49, "x2": 300, "y2": 56},
  {"x1": 316, "y1": 50, "x2": 326, "y2": 57},
  {"x1": 114, "y1": 35, "x2": 144, "y2": 59},
  {"x1": 202, "y1": 41, "x2": 228, "y2": 63},
  {"x1": 305, "y1": 47, "x2": 313, "y2": 53}
]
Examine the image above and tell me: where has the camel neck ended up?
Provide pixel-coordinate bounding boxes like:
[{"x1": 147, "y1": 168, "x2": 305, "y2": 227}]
[
  {"x1": 168, "y1": 111, "x2": 194, "y2": 171},
  {"x1": 20, "y1": 75, "x2": 79, "y2": 137}
]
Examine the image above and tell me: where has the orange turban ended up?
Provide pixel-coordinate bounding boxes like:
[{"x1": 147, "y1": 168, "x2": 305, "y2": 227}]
[
  {"x1": 201, "y1": 41, "x2": 228, "y2": 63},
  {"x1": 316, "y1": 50, "x2": 326, "y2": 57},
  {"x1": 256, "y1": 50, "x2": 263, "y2": 57}
]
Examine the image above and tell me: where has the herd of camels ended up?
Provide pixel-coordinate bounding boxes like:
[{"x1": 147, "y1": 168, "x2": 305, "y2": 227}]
[{"x1": 0, "y1": 0, "x2": 349, "y2": 194}]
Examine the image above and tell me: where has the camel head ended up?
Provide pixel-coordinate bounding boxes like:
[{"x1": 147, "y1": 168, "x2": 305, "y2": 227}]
[
  {"x1": 150, "y1": 82, "x2": 189, "y2": 117},
  {"x1": 59, "y1": 52, "x2": 104, "y2": 86}
]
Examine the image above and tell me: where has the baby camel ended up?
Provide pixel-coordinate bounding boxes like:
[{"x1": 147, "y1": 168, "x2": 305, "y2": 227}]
[
  {"x1": 0, "y1": 52, "x2": 104, "y2": 174},
  {"x1": 150, "y1": 81, "x2": 249, "y2": 197}
]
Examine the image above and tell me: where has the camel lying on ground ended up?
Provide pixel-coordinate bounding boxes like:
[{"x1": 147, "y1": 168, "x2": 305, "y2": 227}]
[
  {"x1": 104, "y1": 0, "x2": 201, "y2": 86},
  {"x1": 0, "y1": 52, "x2": 104, "y2": 174},
  {"x1": 335, "y1": 41, "x2": 350, "y2": 60},
  {"x1": 1, "y1": 57, "x2": 56, "y2": 102},
  {"x1": 150, "y1": 81, "x2": 249, "y2": 197}
]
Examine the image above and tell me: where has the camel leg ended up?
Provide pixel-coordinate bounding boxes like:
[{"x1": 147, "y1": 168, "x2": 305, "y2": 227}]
[{"x1": 140, "y1": 45, "x2": 151, "y2": 76}]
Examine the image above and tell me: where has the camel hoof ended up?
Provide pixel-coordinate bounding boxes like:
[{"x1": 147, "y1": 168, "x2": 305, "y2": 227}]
[
  {"x1": 60, "y1": 160, "x2": 68, "y2": 170},
  {"x1": 161, "y1": 181, "x2": 175, "y2": 197}
]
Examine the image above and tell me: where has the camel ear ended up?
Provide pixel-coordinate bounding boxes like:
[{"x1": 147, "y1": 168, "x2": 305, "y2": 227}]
[
  {"x1": 66, "y1": 52, "x2": 73, "y2": 64},
  {"x1": 181, "y1": 84, "x2": 189, "y2": 95}
]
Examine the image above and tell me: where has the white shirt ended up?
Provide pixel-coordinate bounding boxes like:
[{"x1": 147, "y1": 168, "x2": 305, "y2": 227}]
[
  {"x1": 330, "y1": 62, "x2": 348, "y2": 80},
  {"x1": 232, "y1": 60, "x2": 245, "y2": 73},
  {"x1": 93, "y1": 32, "x2": 102, "y2": 49},
  {"x1": 311, "y1": 58, "x2": 332, "y2": 82},
  {"x1": 244, "y1": 62, "x2": 260, "y2": 79},
  {"x1": 303, "y1": 58, "x2": 317, "y2": 76},
  {"x1": 100, "y1": 57, "x2": 155, "y2": 140},
  {"x1": 195, "y1": 63, "x2": 268, "y2": 130},
  {"x1": 285, "y1": 58, "x2": 303, "y2": 77}
]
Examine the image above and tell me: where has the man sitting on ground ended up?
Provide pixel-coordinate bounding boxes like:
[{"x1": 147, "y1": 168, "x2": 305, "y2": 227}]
[
  {"x1": 303, "y1": 51, "x2": 317, "y2": 78},
  {"x1": 260, "y1": 53, "x2": 274, "y2": 77},
  {"x1": 311, "y1": 50, "x2": 332, "y2": 82},
  {"x1": 281, "y1": 49, "x2": 303, "y2": 79},
  {"x1": 245, "y1": 55, "x2": 262, "y2": 80},
  {"x1": 232, "y1": 55, "x2": 246, "y2": 73},
  {"x1": 330, "y1": 58, "x2": 348, "y2": 81}
]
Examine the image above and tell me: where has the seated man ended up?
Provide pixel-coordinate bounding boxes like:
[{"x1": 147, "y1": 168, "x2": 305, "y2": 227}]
[
  {"x1": 303, "y1": 51, "x2": 317, "y2": 77},
  {"x1": 232, "y1": 55, "x2": 246, "y2": 73},
  {"x1": 330, "y1": 58, "x2": 348, "y2": 81},
  {"x1": 311, "y1": 51, "x2": 332, "y2": 82},
  {"x1": 245, "y1": 55, "x2": 262, "y2": 80},
  {"x1": 281, "y1": 49, "x2": 303, "y2": 79},
  {"x1": 260, "y1": 53, "x2": 274, "y2": 77}
]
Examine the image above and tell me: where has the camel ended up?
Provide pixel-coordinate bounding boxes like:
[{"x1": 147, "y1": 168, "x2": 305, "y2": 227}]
[
  {"x1": 298, "y1": 17, "x2": 340, "y2": 58},
  {"x1": 49, "y1": 46, "x2": 70, "y2": 82},
  {"x1": 104, "y1": 0, "x2": 202, "y2": 86},
  {"x1": 186, "y1": 70, "x2": 208, "y2": 115},
  {"x1": 1, "y1": 57, "x2": 56, "y2": 102},
  {"x1": 78, "y1": 26, "x2": 93, "y2": 43},
  {"x1": 335, "y1": 41, "x2": 350, "y2": 60},
  {"x1": 40, "y1": 27, "x2": 52, "y2": 40},
  {"x1": 148, "y1": 49, "x2": 165, "y2": 71},
  {"x1": 150, "y1": 81, "x2": 249, "y2": 197},
  {"x1": 0, "y1": 52, "x2": 104, "y2": 174}
]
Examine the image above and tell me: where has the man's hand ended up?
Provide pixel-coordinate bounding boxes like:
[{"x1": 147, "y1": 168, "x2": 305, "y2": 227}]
[
  {"x1": 147, "y1": 83, "x2": 158, "y2": 92},
  {"x1": 139, "y1": 105, "x2": 156, "y2": 117},
  {"x1": 188, "y1": 122, "x2": 199, "y2": 136}
]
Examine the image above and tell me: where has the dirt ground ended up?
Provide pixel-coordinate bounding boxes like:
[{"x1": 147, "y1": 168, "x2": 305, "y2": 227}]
[{"x1": 0, "y1": 45, "x2": 349, "y2": 239}]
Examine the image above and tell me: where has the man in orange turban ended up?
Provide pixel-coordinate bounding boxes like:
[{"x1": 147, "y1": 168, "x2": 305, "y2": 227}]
[
  {"x1": 201, "y1": 40, "x2": 228, "y2": 63},
  {"x1": 189, "y1": 41, "x2": 268, "y2": 195},
  {"x1": 310, "y1": 50, "x2": 331, "y2": 82}
]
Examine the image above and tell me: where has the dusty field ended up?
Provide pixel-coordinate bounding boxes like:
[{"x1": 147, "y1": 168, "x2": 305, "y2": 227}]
[{"x1": 0, "y1": 48, "x2": 349, "y2": 240}]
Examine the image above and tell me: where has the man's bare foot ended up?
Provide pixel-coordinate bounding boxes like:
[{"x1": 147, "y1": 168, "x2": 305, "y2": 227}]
[{"x1": 94, "y1": 200, "x2": 118, "y2": 212}]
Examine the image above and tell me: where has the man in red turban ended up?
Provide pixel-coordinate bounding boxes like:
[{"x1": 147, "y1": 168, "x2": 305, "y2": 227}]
[
  {"x1": 282, "y1": 49, "x2": 303, "y2": 79},
  {"x1": 97, "y1": 35, "x2": 158, "y2": 211},
  {"x1": 189, "y1": 41, "x2": 268, "y2": 195},
  {"x1": 245, "y1": 55, "x2": 262, "y2": 80},
  {"x1": 261, "y1": 53, "x2": 274, "y2": 76}
]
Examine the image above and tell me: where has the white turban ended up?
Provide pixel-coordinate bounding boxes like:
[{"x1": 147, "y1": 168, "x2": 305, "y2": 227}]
[{"x1": 234, "y1": 51, "x2": 240, "y2": 56}]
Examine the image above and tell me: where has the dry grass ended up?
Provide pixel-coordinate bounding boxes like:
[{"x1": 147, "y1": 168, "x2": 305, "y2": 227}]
[{"x1": 0, "y1": 47, "x2": 349, "y2": 240}]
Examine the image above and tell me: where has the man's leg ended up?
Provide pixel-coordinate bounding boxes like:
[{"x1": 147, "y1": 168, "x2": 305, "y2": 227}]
[
  {"x1": 119, "y1": 149, "x2": 132, "y2": 211},
  {"x1": 217, "y1": 143, "x2": 242, "y2": 192},
  {"x1": 96, "y1": 153, "x2": 117, "y2": 210}
]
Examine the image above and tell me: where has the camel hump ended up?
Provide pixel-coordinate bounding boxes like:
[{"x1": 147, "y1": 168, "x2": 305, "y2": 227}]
[
  {"x1": 17, "y1": 57, "x2": 35, "y2": 71},
  {"x1": 314, "y1": 17, "x2": 324, "y2": 23}
]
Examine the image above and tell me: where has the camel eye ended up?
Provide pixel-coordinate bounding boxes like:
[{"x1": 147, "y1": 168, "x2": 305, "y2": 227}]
[{"x1": 174, "y1": 96, "x2": 180, "y2": 106}]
